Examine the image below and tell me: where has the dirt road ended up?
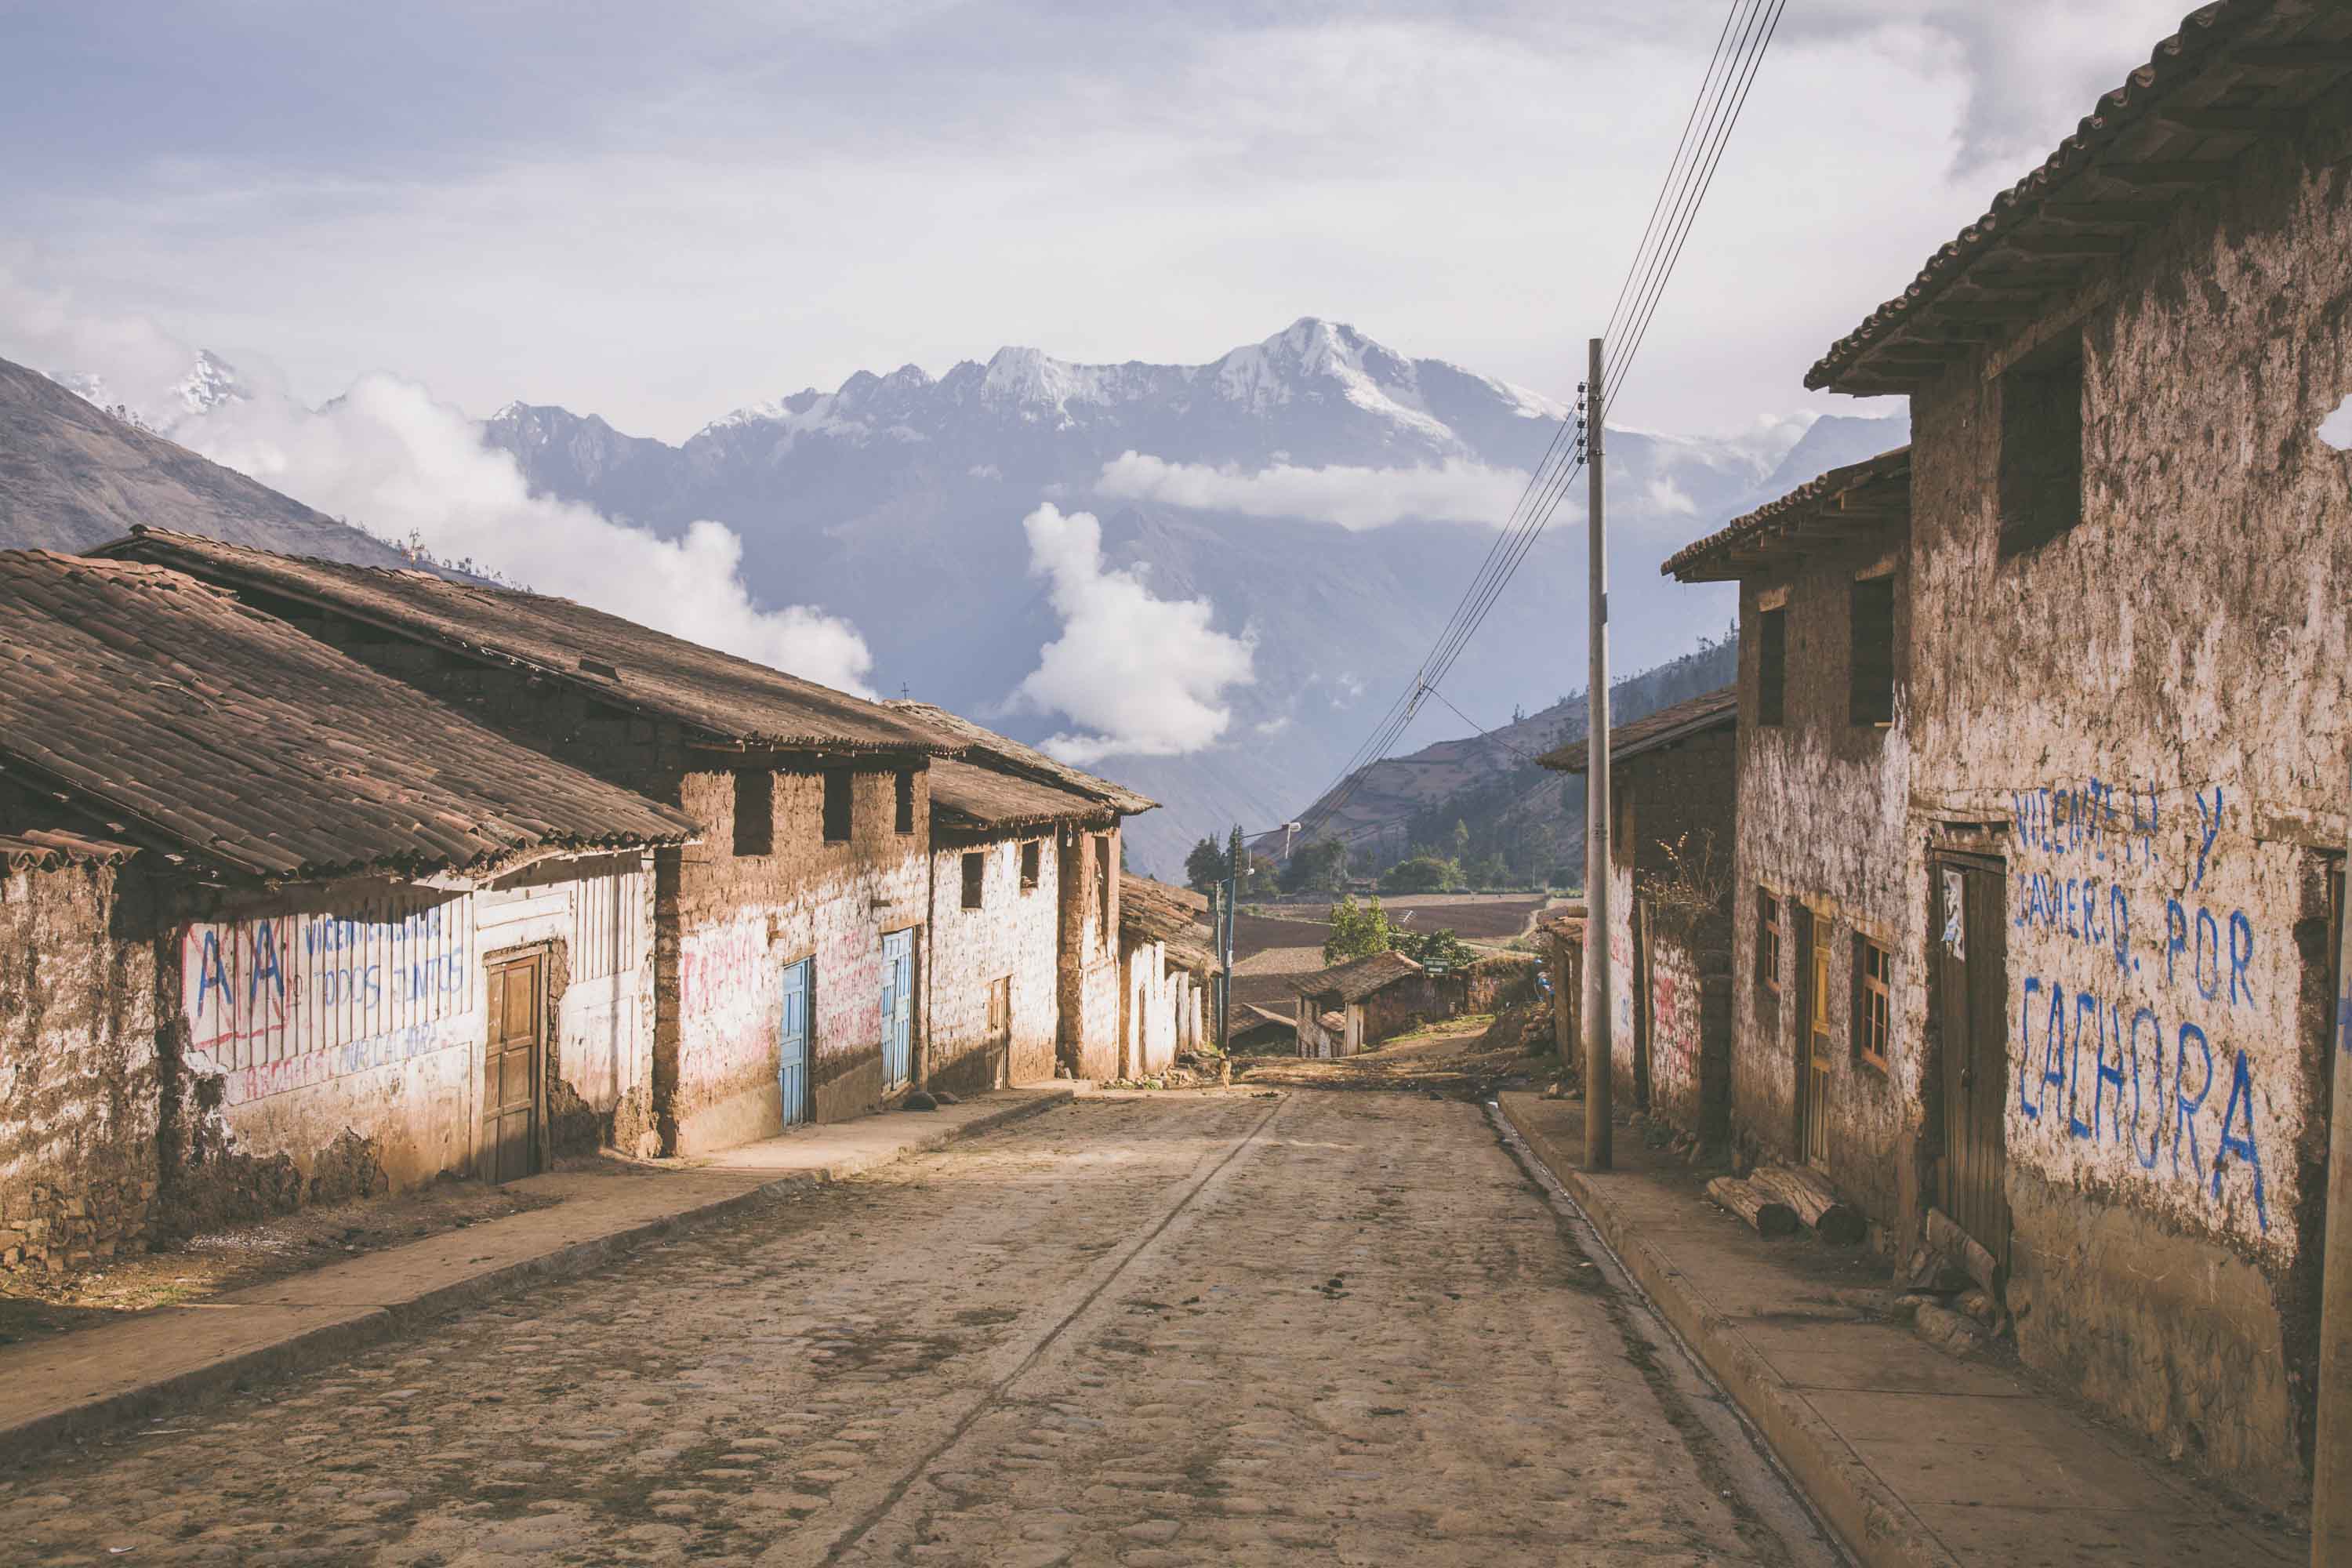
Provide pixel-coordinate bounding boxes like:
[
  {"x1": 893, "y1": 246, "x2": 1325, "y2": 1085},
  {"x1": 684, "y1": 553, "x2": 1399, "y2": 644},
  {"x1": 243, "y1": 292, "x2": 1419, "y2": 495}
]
[{"x1": 0, "y1": 1091, "x2": 1841, "y2": 1566}]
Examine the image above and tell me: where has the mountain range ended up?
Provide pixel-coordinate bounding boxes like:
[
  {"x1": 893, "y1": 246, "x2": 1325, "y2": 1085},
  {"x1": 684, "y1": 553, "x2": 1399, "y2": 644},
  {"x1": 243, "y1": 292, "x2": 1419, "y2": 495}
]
[{"x1": 4, "y1": 320, "x2": 1907, "y2": 873}]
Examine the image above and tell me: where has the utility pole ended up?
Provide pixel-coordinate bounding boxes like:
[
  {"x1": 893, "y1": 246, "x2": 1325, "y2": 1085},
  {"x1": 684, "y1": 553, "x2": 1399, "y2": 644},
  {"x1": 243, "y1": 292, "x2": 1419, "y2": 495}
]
[
  {"x1": 2314, "y1": 840, "x2": 2352, "y2": 1563},
  {"x1": 1584, "y1": 336, "x2": 1613, "y2": 1171},
  {"x1": 1221, "y1": 824, "x2": 1242, "y2": 1051}
]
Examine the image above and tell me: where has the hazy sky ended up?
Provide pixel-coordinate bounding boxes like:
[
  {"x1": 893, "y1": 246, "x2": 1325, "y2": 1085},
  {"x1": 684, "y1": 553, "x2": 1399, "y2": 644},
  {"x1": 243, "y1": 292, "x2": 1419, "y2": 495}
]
[{"x1": 4, "y1": 0, "x2": 2190, "y2": 441}]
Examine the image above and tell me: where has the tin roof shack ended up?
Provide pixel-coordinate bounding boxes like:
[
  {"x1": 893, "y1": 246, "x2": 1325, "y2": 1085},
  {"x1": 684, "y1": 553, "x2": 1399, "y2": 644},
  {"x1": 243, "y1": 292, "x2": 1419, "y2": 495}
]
[
  {"x1": 97, "y1": 528, "x2": 953, "y2": 1154},
  {"x1": 1540, "y1": 687, "x2": 1738, "y2": 1148},
  {"x1": 1806, "y1": 1, "x2": 2352, "y2": 1505},
  {"x1": 922, "y1": 760, "x2": 1115, "y2": 1096},
  {"x1": 0, "y1": 552, "x2": 695, "y2": 1258},
  {"x1": 892, "y1": 702, "x2": 1154, "y2": 1084},
  {"x1": 1119, "y1": 874, "x2": 1212, "y2": 1080},
  {"x1": 1665, "y1": 452, "x2": 1915, "y2": 1229},
  {"x1": 0, "y1": 830, "x2": 151, "y2": 1273},
  {"x1": 1289, "y1": 950, "x2": 1435, "y2": 1060}
]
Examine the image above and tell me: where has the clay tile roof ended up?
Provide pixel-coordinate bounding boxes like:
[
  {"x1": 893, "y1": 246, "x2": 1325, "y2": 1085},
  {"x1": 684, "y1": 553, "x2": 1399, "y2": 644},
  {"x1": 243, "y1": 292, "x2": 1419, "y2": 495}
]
[
  {"x1": 96, "y1": 528, "x2": 942, "y2": 757},
  {"x1": 0, "y1": 550, "x2": 698, "y2": 883},
  {"x1": 1236, "y1": 1003, "x2": 1297, "y2": 1035},
  {"x1": 1539, "y1": 686, "x2": 1737, "y2": 775},
  {"x1": 886, "y1": 702, "x2": 1156, "y2": 815},
  {"x1": 1661, "y1": 446, "x2": 1911, "y2": 584},
  {"x1": 1809, "y1": 1, "x2": 2347, "y2": 394},
  {"x1": 0, "y1": 829, "x2": 139, "y2": 872},
  {"x1": 1121, "y1": 873, "x2": 1209, "y2": 946},
  {"x1": 1290, "y1": 947, "x2": 1425, "y2": 1004},
  {"x1": 929, "y1": 757, "x2": 1116, "y2": 834}
]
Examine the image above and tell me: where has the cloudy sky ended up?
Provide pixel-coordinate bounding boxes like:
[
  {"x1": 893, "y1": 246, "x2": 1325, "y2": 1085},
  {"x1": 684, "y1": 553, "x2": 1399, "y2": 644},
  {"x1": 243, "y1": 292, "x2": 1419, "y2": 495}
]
[{"x1": 5, "y1": 0, "x2": 2191, "y2": 442}]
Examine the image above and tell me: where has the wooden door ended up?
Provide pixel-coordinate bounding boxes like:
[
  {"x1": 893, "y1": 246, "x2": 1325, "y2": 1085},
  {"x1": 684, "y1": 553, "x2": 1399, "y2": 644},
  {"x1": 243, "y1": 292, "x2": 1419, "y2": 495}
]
[
  {"x1": 484, "y1": 953, "x2": 544, "y2": 1185},
  {"x1": 1796, "y1": 906, "x2": 1831, "y2": 1169},
  {"x1": 1933, "y1": 860, "x2": 2012, "y2": 1269},
  {"x1": 880, "y1": 930, "x2": 913, "y2": 1091},
  {"x1": 779, "y1": 957, "x2": 811, "y2": 1128}
]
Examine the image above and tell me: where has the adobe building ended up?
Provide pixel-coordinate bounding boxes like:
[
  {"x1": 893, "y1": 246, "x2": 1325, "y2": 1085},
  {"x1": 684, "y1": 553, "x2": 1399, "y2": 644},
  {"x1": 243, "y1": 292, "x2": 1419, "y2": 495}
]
[
  {"x1": 0, "y1": 551, "x2": 695, "y2": 1269},
  {"x1": 1774, "y1": 0, "x2": 2351, "y2": 1505},
  {"x1": 1540, "y1": 686, "x2": 1739, "y2": 1148},
  {"x1": 1290, "y1": 949, "x2": 1436, "y2": 1058},
  {"x1": 1117, "y1": 873, "x2": 1212, "y2": 1079},
  {"x1": 99, "y1": 527, "x2": 953, "y2": 1152}
]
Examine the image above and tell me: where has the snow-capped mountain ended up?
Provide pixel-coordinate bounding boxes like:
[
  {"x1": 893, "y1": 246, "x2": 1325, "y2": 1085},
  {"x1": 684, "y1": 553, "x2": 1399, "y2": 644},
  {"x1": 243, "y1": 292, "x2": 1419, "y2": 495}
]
[{"x1": 485, "y1": 320, "x2": 1906, "y2": 869}]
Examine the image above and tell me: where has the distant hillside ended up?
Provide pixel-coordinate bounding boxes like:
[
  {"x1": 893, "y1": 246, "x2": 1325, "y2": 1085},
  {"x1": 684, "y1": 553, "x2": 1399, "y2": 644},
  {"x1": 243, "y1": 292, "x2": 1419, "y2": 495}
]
[
  {"x1": 0, "y1": 354, "x2": 421, "y2": 566},
  {"x1": 1269, "y1": 637, "x2": 1738, "y2": 886}
]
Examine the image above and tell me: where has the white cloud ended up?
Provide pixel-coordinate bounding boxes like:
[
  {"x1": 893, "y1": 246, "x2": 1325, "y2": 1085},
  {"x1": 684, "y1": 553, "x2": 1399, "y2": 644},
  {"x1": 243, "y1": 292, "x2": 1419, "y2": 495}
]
[
  {"x1": 2319, "y1": 394, "x2": 2352, "y2": 452},
  {"x1": 0, "y1": 270, "x2": 877, "y2": 695},
  {"x1": 1011, "y1": 503, "x2": 1254, "y2": 764},
  {"x1": 1096, "y1": 450, "x2": 1529, "y2": 531}
]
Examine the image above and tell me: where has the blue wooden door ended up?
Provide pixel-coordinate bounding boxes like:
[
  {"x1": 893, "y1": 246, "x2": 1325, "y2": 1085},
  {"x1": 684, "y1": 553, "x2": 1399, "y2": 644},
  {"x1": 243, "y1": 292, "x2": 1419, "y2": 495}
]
[
  {"x1": 880, "y1": 930, "x2": 913, "y2": 1091},
  {"x1": 779, "y1": 958, "x2": 811, "y2": 1128}
]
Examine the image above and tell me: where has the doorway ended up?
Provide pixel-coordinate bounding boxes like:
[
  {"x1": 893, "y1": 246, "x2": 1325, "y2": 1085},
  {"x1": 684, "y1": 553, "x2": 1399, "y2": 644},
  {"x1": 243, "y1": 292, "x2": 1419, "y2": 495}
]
[
  {"x1": 1795, "y1": 904, "x2": 1832, "y2": 1170},
  {"x1": 1931, "y1": 856, "x2": 2012, "y2": 1272},
  {"x1": 987, "y1": 975, "x2": 1011, "y2": 1090},
  {"x1": 485, "y1": 950, "x2": 546, "y2": 1185},
  {"x1": 880, "y1": 929, "x2": 914, "y2": 1092},
  {"x1": 779, "y1": 956, "x2": 811, "y2": 1128}
]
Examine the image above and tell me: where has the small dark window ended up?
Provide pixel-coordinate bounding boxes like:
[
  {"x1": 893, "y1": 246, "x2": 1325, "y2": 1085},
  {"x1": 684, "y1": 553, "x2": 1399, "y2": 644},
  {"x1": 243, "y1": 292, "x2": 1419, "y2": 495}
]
[
  {"x1": 1757, "y1": 889, "x2": 1782, "y2": 994},
  {"x1": 1853, "y1": 935, "x2": 1891, "y2": 1072},
  {"x1": 1756, "y1": 606, "x2": 1786, "y2": 728},
  {"x1": 1020, "y1": 840, "x2": 1041, "y2": 891},
  {"x1": 1998, "y1": 335, "x2": 2085, "y2": 555},
  {"x1": 822, "y1": 770, "x2": 852, "y2": 843},
  {"x1": 895, "y1": 770, "x2": 915, "y2": 835},
  {"x1": 1849, "y1": 574, "x2": 1896, "y2": 727},
  {"x1": 732, "y1": 770, "x2": 773, "y2": 857},
  {"x1": 961, "y1": 851, "x2": 985, "y2": 910}
]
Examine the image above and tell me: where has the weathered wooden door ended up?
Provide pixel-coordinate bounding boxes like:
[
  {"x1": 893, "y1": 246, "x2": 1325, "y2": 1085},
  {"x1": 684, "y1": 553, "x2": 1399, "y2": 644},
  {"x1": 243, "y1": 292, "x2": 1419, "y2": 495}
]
[
  {"x1": 1933, "y1": 858, "x2": 2011, "y2": 1269},
  {"x1": 1797, "y1": 906, "x2": 1831, "y2": 1169},
  {"x1": 880, "y1": 930, "x2": 913, "y2": 1091},
  {"x1": 484, "y1": 953, "x2": 543, "y2": 1185},
  {"x1": 778, "y1": 957, "x2": 811, "y2": 1128}
]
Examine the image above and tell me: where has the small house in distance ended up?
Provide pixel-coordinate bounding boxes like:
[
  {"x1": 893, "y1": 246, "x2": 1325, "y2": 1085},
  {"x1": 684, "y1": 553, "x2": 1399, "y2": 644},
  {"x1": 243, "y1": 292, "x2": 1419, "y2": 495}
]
[
  {"x1": 1117, "y1": 874, "x2": 1213, "y2": 1079},
  {"x1": 1541, "y1": 685, "x2": 1738, "y2": 1149},
  {"x1": 1289, "y1": 949, "x2": 1434, "y2": 1058}
]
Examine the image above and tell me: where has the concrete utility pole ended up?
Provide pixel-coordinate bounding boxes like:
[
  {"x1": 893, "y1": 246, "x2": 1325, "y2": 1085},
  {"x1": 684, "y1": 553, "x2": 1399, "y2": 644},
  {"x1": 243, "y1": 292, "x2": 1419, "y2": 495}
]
[
  {"x1": 1584, "y1": 336, "x2": 1613, "y2": 1171},
  {"x1": 2314, "y1": 847, "x2": 2352, "y2": 1563}
]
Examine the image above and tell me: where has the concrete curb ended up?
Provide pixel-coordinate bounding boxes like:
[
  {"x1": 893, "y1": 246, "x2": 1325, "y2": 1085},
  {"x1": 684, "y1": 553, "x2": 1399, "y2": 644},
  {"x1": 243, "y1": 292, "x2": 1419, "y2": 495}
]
[
  {"x1": 2, "y1": 1088, "x2": 1075, "y2": 1468},
  {"x1": 1497, "y1": 1097, "x2": 1960, "y2": 1568}
]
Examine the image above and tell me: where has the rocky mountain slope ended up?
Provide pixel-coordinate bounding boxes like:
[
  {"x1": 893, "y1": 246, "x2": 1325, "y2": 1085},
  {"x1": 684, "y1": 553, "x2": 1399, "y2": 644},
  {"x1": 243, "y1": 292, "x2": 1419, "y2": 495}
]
[{"x1": 0, "y1": 354, "x2": 419, "y2": 567}]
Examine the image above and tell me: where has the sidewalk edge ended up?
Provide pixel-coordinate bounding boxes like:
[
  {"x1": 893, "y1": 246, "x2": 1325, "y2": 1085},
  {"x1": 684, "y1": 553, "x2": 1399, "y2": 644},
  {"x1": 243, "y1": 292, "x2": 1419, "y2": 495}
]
[
  {"x1": 0, "y1": 1087, "x2": 1074, "y2": 1468},
  {"x1": 1497, "y1": 1095, "x2": 1959, "y2": 1568}
]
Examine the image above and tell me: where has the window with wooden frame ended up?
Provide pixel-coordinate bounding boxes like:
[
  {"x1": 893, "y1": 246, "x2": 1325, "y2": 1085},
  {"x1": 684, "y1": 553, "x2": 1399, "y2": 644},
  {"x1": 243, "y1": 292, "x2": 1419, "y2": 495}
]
[
  {"x1": 1020, "y1": 839, "x2": 1041, "y2": 891},
  {"x1": 1853, "y1": 934, "x2": 1892, "y2": 1073},
  {"x1": 894, "y1": 769, "x2": 915, "y2": 835},
  {"x1": 961, "y1": 851, "x2": 985, "y2": 910},
  {"x1": 731, "y1": 769, "x2": 773, "y2": 857},
  {"x1": 1997, "y1": 332, "x2": 2085, "y2": 556},
  {"x1": 1849, "y1": 572, "x2": 1896, "y2": 727},
  {"x1": 1756, "y1": 606, "x2": 1787, "y2": 727},
  {"x1": 1757, "y1": 889, "x2": 1783, "y2": 993},
  {"x1": 822, "y1": 769, "x2": 852, "y2": 843}
]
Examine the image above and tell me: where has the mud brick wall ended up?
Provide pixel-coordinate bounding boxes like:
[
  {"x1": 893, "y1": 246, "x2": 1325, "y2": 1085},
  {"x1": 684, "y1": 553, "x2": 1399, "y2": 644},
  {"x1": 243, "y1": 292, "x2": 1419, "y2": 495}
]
[
  {"x1": 927, "y1": 833, "x2": 1060, "y2": 1097},
  {"x1": 668, "y1": 764, "x2": 927, "y2": 1150},
  {"x1": 1896, "y1": 95, "x2": 2352, "y2": 1508},
  {"x1": 1617, "y1": 738, "x2": 1736, "y2": 1144},
  {"x1": 0, "y1": 860, "x2": 159, "y2": 1274},
  {"x1": 1730, "y1": 532, "x2": 1915, "y2": 1232},
  {"x1": 1357, "y1": 974, "x2": 1443, "y2": 1047},
  {"x1": 1058, "y1": 826, "x2": 1122, "y2": 1081}
]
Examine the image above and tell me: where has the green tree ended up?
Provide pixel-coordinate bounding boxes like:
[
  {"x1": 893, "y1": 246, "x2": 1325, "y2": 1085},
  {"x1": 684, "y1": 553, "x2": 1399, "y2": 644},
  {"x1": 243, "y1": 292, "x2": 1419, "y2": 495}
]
[
  {"x1": 1282, "y1": 836, "x2": 1348, "y2": 894},
  {"x1": 1450, "y1": 819, "x2": 1471, "y2": 860},
  {"x1": 1396, "y1": 927, "x2": 1476, "y2": 971},
  {"x1": 1322, "y1": 895, "x2": 1396, "y2": 964},
  {"x1": 1468, "y1": 853, "x2": 1508, "y2": 889},
  {"x1": 1382, "y1": 855, "x2": 1461, "y2": 895},
  {"x1": 1184, "y1": 836, "x2": 1229, "y2": 892}
]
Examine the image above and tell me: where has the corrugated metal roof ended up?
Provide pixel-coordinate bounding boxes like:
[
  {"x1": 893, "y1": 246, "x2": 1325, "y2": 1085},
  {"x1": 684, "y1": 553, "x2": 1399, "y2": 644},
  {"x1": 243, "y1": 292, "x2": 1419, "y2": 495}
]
[
  {"x1": 0, "y1": 550, "x2": 698, "y2": 883},
  {"x1": 1661, "y1": 447, "x2": 1911, "y2": 584},
  {"x1": 1539, "y1": 686, "x2": 1737, "y2": 775},
  {"x1": 97, "y1": 527, "x2": 946, "y2": 757},
  {"x1": 1809, "y1": 1, "x2": 2350, "y2": 394}
]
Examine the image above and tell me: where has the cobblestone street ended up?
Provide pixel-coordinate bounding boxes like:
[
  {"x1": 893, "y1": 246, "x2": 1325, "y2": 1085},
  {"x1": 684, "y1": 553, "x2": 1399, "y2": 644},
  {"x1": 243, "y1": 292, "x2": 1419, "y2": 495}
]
[{"x1": 0, "y1": 1091, "x2": 1843, "y2": 1566}]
